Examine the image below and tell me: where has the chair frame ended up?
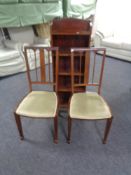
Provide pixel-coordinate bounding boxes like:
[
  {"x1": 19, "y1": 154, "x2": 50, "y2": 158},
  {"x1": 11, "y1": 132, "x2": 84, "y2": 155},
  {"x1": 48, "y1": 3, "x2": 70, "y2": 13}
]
[
  {"x1": 67, "y1": 47, "x2": 113, "y2": 144},
  {"x1": 14, "y1": 46, "x2": 59, "y2": 143}
]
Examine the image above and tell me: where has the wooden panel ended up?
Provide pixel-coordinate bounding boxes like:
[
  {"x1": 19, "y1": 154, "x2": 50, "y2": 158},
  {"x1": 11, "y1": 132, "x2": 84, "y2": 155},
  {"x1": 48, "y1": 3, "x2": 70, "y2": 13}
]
[{"x1": 51, "y1": 18, "x2": 91, "y2": 33}]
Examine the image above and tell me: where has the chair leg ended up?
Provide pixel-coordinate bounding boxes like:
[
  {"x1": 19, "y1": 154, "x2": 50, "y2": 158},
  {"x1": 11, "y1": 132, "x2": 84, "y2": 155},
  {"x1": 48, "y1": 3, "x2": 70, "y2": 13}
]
[
  {"x1": 54, "y1": 116, "x2": 58, "y2": 144},
  {"x1": 14, "y1": 113, "x2": 24, "y2": 140},
  {"x1": 67, "y1": 116, "x2": 72, "y2": 144},
  {"x1": 103, "y1": 117, "x2": 113, "y2": 144}
]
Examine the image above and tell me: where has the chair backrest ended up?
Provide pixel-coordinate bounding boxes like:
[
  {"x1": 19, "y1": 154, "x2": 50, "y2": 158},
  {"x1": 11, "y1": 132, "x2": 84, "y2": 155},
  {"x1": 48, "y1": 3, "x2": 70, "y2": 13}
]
[
  {"x1": 70, "y1": 47, "x2": 106, "y2": 94},
  {"x1": 24, "y1": 46, "x2": 59, "y2": 92}
]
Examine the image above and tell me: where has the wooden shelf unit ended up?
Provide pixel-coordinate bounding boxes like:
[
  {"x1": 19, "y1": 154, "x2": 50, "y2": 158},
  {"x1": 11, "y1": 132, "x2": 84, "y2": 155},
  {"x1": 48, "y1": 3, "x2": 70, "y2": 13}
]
[{"x1": 51, "y1": 18, "x2": 92, "y2": 108}]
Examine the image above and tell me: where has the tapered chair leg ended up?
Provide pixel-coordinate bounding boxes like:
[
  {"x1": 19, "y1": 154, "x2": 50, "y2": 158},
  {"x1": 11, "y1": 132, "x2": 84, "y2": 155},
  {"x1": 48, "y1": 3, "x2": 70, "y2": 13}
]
[
  {"x1": 103, "y1": 117, "x2": 113, "y2": 144},
  {"x1": 54, "y1": 116, "x2": 58, "y2": 144},
  {"x1": 14, "y1": 113, "x2": 24, "y2": 140},
  {"x1": 67, "y1": 116, "x2": 72, "y2": 144}
]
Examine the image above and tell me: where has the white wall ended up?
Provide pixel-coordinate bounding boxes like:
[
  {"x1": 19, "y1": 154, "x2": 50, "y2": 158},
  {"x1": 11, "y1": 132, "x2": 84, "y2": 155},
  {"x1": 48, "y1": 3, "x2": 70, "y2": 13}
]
[{"x1": 94, "y1": 0, "x2": 131, "y2": 39}]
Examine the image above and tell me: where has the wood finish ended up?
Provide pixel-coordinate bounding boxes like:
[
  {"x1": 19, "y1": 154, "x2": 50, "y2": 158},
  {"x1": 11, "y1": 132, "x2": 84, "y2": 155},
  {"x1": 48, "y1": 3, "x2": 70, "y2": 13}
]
[
  {"x1": 14, "y1": 46, "x2": 59, "y2": 143},
  {"x1": 67, "y1": 48, "x2": 113, "y2": 144},
  {"x1": 14, "y1": 113, "x2": 24, "y2": 140},
  {"x1": 103, "y1": 118, "x2": 113, "y2": 144},
  {"x1": 51, "y1": 18, "x2": 92, "y2": 108}
]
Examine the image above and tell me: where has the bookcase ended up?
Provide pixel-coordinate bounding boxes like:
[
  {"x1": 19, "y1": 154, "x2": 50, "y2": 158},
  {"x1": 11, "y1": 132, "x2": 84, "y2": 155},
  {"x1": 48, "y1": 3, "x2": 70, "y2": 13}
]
[{"x1": 51, "y1": 18, "x2": 92, "y2": 108}]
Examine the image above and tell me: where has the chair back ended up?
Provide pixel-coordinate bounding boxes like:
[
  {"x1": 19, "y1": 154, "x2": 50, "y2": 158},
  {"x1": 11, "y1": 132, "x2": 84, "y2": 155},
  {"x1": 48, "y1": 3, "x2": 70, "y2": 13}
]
[
  {"x1": 71, "y1": 47, "x2": 106, "y2": 94},
  {"x1": 24, "y1": 46, "x2": 59, "y2": 92}
]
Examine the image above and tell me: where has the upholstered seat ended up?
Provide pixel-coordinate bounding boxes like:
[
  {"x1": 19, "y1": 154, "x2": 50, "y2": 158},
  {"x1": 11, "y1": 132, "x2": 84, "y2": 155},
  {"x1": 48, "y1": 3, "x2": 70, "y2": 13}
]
[
  {"x1": 70, "y1": 92, "x2": 111, "y2": 120},
  {"x1": 16, "y1": 91, "x2": 57, "y2": 118}
]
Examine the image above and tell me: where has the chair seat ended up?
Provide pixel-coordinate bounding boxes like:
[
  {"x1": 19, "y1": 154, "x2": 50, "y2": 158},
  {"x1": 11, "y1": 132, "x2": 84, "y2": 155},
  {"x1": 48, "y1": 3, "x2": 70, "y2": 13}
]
[
  {"x1": 16, "y1": 91, "x2": 57, "y2": 118},
  {"x1": 70, "y1": 92, "x2": 111, "y2": 120}
]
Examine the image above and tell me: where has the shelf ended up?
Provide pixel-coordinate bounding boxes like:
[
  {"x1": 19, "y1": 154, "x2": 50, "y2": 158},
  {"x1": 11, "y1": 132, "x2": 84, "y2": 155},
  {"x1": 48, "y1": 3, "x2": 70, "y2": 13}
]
[
  {"x1": 59, "y1": 104, "x2": 68, "y2": 108},
  {"x1": 58, "y1": 88, "x2": 72, "y2": 92},
  {"x1": 58, "y1": 72, "x2": 71, "y2": 76},
  {"x1": 58, "y1": 72, "x2": 84, "y2": 76},
  {"x1": 59, "y1": 52, "x2": 86, "y2": 57},
  {"x1": 59, "y1": 52, "x2": 71, "y2": 56},
  {"x1": 74, "y1": 87, "x2": 86, "y2": 92},
  {"x1": 52, "y1": 31, "x2": 91, "y2": 35},
  {"x1": 57, "y1": 87, "x2": 85, "y2": 92}
]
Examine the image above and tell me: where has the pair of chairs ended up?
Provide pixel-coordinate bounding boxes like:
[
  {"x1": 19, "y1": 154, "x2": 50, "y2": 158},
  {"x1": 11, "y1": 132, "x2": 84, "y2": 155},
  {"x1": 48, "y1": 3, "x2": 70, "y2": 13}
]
[{"x1": 14, "y1": 46, "x2": 113, "y2": 144}]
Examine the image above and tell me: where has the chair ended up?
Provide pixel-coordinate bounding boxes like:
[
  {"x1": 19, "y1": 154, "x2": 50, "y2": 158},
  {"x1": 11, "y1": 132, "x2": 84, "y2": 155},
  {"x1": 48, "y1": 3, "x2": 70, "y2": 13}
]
[
  {"x1": 14, "y1": 46, "x2": 59, "y2": 143},
  {"x1": 67, "y1": 47, "x2": 113, "y2": 144}
]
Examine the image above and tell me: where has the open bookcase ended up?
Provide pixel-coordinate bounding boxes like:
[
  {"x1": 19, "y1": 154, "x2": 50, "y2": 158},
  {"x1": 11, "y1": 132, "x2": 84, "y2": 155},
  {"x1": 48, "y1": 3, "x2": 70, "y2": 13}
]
[{"x1": 51, "y1": 18, "x2": 92, "y2": 108}]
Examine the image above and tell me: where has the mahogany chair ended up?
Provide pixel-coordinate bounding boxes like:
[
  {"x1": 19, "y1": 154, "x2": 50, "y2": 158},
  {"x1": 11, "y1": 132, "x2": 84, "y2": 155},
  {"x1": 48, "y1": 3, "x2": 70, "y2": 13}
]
[
  {"x1": 14, "y1": 46, "x2": 59, "y2": 143},
  {"x1": 67, "y1": 48, "x2": 113, "y2": 144}
]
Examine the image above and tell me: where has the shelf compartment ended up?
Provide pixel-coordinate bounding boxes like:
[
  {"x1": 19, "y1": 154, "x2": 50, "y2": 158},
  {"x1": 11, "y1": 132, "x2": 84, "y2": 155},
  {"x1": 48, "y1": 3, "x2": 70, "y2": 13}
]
[
  {"x1": 58, "y1": 92, "x2": 72, "y2": 107},
  {"x1": 58, "y1": 57, "x2": 71, "y2": 73},
  {"x1": 52, "y1": 35, "x2": 90, "y2": 49},
  {"x1": 58, "y1": 76, "x2": 71, "y2": 91}
]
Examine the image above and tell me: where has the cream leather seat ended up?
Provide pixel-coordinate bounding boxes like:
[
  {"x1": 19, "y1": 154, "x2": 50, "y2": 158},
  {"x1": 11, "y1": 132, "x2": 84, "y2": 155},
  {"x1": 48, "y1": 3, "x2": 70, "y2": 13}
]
[
  {"x1": 70, "y1": 92, "x2": 111, "y2": 120},
  {"x1": 16, "y1": 91, "x2": 57, "y2": 118}
]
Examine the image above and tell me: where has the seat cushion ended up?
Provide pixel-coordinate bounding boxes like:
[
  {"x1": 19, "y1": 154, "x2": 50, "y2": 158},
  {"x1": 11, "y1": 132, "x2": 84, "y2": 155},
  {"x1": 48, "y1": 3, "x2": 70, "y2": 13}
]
[
  {"x1": 16, "y1": 91, "x2": 57, "y2": 118},
  {"x1": 0, "y1": 48, "x2": 20, "y2": 61},
  {"x1": 70, "y1": 92, "x2": 111, "y2": 120},
  {"x1": 101, "y1": 37, "x2": 122, "y2": 49},
  {"x1": 2, "y1": 39, "x2": 21, "y2": 50},
  {"x1": 101, "y1": 36, "x2": 131, "y2": 52}
]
